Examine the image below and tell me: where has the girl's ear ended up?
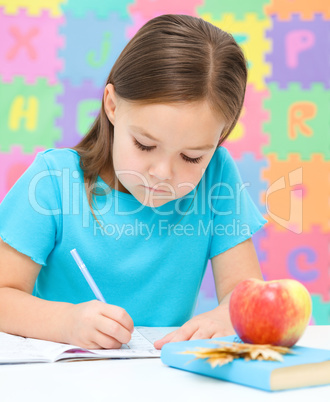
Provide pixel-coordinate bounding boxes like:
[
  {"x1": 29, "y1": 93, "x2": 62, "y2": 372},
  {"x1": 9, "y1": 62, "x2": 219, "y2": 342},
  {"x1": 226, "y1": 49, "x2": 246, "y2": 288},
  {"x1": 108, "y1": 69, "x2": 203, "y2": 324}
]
[{"x1": 103, "y1": 83, "x2": 117, "y2": 125}]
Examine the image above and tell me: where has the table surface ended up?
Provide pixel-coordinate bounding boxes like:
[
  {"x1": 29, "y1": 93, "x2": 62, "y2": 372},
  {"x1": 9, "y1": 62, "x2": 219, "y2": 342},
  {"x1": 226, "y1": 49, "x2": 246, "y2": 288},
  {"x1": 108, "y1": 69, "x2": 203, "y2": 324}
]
[{"x1": 0, "y1": 325, "x2": 329, "y2": 402}]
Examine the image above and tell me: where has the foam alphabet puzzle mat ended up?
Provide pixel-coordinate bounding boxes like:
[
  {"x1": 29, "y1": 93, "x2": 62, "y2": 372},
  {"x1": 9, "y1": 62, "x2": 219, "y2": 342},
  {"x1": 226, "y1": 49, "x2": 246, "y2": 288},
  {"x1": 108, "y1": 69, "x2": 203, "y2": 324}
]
[{"x1": 0, "y1": 0, "x2": 328, "y2": 323}]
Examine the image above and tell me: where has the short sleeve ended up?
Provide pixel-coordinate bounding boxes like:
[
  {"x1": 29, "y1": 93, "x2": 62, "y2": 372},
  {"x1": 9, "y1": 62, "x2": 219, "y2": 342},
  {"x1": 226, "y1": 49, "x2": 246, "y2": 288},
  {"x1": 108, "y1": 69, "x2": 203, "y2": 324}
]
[
  {"x1": 0, "y1": 152, "x2": 61, "y2": 266},
  {"x1": 208, "y1": 149, "x2": 267, "y2": 259}
]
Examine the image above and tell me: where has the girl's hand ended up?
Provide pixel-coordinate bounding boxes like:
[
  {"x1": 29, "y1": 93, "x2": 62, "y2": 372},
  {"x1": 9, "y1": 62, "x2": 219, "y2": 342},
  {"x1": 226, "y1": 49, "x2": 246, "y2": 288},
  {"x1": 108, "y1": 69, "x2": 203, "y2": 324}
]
[
  {"x1": 153, "y1": 305, "x2": 236, "y2": 350},
  {"x1": 62, "y1": 300, "x2": 134, "y2": 349}
]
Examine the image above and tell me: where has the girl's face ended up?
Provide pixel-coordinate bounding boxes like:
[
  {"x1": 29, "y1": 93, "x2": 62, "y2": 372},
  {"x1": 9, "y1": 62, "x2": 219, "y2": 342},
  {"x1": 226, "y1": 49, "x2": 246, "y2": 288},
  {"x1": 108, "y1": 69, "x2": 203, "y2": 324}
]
[{"x1": 103, "y1": 84, "x2": 225, "y2": 208}]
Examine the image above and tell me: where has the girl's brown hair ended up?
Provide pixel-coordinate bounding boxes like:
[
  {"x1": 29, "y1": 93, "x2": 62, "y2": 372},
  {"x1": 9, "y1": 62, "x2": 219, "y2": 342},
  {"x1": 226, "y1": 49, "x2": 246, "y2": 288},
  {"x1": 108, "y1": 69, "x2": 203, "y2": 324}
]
[{"x1": 72, "y1": 14, "x2": 248, "y2": 219}]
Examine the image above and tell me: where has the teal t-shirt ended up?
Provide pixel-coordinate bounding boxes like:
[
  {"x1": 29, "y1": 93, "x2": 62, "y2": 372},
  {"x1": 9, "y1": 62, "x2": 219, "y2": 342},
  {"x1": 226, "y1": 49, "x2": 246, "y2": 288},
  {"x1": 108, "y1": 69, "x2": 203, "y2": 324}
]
[{"x1": 0, "y1": 147, "x2": 267, "y2": 326}]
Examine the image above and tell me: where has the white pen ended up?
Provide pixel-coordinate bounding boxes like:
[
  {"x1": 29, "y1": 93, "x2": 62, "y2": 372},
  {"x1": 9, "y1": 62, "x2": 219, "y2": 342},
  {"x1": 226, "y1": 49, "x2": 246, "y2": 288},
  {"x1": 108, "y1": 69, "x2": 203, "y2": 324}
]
[{"x1": 70, "y1": 248, "x2": 107, "y2": 303}]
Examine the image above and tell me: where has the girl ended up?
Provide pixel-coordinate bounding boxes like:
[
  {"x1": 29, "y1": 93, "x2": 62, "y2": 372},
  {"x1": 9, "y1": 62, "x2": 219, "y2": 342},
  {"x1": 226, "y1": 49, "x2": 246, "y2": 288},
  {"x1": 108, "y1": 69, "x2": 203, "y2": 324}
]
[{"x1": 0, "y1": 14, "x2": 266, "y2": 350}]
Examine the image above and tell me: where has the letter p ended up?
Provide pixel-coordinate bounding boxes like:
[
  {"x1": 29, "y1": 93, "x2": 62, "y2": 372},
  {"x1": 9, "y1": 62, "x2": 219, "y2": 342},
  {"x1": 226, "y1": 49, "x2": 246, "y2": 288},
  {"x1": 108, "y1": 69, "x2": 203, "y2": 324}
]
[{"x1": 286, "y1": 30, "x2": 315, "y2": 69}]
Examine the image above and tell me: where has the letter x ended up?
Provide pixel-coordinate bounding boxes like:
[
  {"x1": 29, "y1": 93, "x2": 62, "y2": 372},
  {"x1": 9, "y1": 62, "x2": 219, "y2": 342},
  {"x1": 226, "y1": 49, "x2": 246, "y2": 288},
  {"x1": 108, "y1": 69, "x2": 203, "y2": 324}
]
[{"x1": 7, "y1": 26, "x2": 39, "y2": 60}]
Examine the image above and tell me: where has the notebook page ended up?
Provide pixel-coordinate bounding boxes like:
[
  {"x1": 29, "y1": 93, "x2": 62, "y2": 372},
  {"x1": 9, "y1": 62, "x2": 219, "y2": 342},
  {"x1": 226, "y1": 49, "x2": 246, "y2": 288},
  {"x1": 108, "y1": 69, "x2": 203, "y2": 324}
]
[
  {"x1": 0, "y1": 327, "x2": 180, "y2": 363},
  {"x1": 72, "y1": 327, "x2": 170, "y2": 359},
  {"x1": 134, "y1": 326, "x2": 177, "y2": 345},
  {"x1": 58, "y1": 327, "x2": 179, "y2": 361},
  {"x1": 0, "y1": 332, "x2": 76, "y2": 363}
]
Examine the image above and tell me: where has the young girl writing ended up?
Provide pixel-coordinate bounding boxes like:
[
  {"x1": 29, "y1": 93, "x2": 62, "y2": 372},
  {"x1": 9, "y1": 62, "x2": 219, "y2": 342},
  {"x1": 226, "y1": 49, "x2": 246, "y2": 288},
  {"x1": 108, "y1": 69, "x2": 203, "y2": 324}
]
[{"x1": 0, "y1": 14, "x2": 266, "y2": 350}]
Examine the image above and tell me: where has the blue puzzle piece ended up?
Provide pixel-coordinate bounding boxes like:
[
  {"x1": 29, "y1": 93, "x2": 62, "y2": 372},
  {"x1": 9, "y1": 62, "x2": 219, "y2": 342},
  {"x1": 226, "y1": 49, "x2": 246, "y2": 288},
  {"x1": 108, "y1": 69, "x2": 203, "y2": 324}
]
[
  {"x1": 194, "y1": 290, "x2": 219, "y2": 317},
  {"x1": 236, "y1": 153, "x2": 268, "y2": 214},
  {"x1": 60, "y1": 12, "x2": 131, "y2": 87}
]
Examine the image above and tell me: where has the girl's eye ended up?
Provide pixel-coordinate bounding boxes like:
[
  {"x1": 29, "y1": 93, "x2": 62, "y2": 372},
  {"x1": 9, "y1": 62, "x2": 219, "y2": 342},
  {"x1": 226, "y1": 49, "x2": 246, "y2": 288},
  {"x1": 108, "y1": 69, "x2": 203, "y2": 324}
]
[
  {"x1": 133, "y1": 139, "x2": 203, "y2": 164},
  {"x1": 134, "y1": 138, "x2": 154, "y2": 152},
  {"x1": 181, "y1": 154, "x2": 203, "y2": 164}
]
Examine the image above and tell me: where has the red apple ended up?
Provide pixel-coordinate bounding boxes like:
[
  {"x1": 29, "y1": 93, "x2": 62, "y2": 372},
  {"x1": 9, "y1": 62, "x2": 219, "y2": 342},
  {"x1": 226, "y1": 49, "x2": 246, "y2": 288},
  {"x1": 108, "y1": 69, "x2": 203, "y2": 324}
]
[{"x1": 229, "y1": 278, "x2": 312, "y2": 347}]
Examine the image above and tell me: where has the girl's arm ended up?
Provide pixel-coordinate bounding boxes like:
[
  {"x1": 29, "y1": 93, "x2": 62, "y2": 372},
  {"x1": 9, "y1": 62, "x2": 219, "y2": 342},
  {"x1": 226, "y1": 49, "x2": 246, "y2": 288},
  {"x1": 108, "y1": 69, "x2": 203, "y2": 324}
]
[
  {"x1": 211, "y1": 237, "x2": 263, "y2": 306},
  {"x1": 0, "y1": 238, "x2": 134, "y2": 348},
  {"x1": 154, "y1": 238, "x2": 263, "y2": 349},
  {"x1": 0, "y1": 238, "x2": 72, "y2": 342}
]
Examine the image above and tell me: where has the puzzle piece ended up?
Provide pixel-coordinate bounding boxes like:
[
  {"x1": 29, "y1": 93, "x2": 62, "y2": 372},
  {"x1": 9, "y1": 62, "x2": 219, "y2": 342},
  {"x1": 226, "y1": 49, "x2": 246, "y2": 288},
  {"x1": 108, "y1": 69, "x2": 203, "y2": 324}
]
[
  {"x1": 260, "y1": 224, "x2": 329, "y2": 302},
  {"x1": 59, "y1": 12, "x2": 129, "y2": 87},
  {"x1": 128, "y1": 0, "x2": 203, "y2": 20},
  {"x1": 263, "y1": 83, "x2": 329, "y2": 160},
  {"x1": 262, "y1": 154, "x2": 329, "y2": 233},
  {"x1": 265, "y1": 0, "x2": 330, "y2": 20},
  {"x1": 197, "y1": 0, "x2": 268, "y2": 20},
  {"x1": 311, "y1": 295, "x2": 330, "y2": 325},
  {"x1": 194, "y1": 290, "x2": 218, "y2": 317},
  {"x1": 0, "y1": 145, "x2": 45, "y2": 202},
  {"x1": 56, "y1": 79, "x2": 103, "y2": 148},
  {"x1": 234, "y1": 152, "x2": 268, "y2": 214},
  {"x1": 126, "y1": 11, "x2": 148, "y2": 39},
  {"x1": 0, "y1": 0, "x2": 65, "y2": 16},
  {"x1": 224, "y1": 84, "x2": 270, "y2": 160},
  {"x1": 251, "y1": 227, "x2": 267, "y2": 265},
  {"x1": 199, "y1": 260, "x2": 217, "y2": 299},
  {"x1": 201, "y1": 13, "x2": 271, "y2": 90},
  {"x1": 61, "y1": 0, "x2": 133, "y2": 19},
  {"x1": 0, "y1": 77, "x2": 62, "y2": 153},
  {"x1": 127, "y1": 0, "x2": 203, "y2": 38},
  {"x1": 0, "y1": 9, "x2": 64, "y2": 84},
  {"x1": 265, "y1": 15, "x2": 329, "y2": 89}
]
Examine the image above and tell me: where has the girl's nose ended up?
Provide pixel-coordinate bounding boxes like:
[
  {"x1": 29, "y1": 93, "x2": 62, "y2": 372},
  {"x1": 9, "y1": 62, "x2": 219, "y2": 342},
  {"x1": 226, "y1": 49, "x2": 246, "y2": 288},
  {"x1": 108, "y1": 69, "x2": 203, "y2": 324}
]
[{"x1": 148, "y1": 160, "x2": 173, "y2": 181}]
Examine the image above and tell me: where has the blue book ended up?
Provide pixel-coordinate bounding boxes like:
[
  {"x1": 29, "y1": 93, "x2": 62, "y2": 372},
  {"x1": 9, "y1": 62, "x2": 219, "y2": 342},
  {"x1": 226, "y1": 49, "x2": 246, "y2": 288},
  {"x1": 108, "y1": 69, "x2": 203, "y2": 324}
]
[{"x1": 160, "y1": 335, "x2": 330, "y2": 392}]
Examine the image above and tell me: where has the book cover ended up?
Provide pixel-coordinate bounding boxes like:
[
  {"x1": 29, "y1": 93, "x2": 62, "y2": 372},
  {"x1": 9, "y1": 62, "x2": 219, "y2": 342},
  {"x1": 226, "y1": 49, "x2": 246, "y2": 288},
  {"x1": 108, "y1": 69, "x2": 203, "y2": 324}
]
[{"x1": 160, "y1": 335, "x2": 330, "y2": 392}]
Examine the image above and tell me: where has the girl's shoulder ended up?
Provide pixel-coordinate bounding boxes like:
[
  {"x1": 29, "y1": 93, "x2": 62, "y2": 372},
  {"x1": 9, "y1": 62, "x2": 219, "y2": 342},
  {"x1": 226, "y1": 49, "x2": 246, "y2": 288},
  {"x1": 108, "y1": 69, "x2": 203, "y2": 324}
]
[
  {"x1": 211, "y1": 145, "x2": 232, "y2": 163},
  {"x1": 38, "y1": 147, "x2": 80, "y2": 160},
  {"x1": 203, "y1": 145, "x2": 244, "y2": 192},
  {"x1": 206, "y1": 146, "x2": 234, "y2": 177},
  {"x1": 36, "y1": 147, "x2": 81, "y2": 170}
]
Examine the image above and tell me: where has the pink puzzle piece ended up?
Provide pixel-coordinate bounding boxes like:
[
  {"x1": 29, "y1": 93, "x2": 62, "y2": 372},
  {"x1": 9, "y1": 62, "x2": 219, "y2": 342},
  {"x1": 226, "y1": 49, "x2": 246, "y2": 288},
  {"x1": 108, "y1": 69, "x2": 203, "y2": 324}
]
[
  {"x1": 128, "y1": 0, "x2": 203, "y2": 20},
  {"x1": 224, "y1": 84, "x2": 270, "y2": 159},
  {"x1": 0, "y1": 9, "x2": 64, "y2": 84},
  {"x1": 260, "y1": 223, "x2": 329, "y2": 301},
  {"x1": 127, "y1": 0, "x2": 203, "y2": 38},
  {"x1": 0, "y1": 146, "x2": 45, "y2": 203},
  {"x1": 126, "y1": 12, "x2": 150, "y2": 39}
]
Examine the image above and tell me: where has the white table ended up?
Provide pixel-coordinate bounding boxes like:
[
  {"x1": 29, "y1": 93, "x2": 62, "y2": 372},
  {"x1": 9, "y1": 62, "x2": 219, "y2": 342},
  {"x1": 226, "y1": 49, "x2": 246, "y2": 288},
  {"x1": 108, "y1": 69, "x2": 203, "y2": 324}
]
[{"x1": 0, "y1": 325, "x2": 329, "y2": 402}]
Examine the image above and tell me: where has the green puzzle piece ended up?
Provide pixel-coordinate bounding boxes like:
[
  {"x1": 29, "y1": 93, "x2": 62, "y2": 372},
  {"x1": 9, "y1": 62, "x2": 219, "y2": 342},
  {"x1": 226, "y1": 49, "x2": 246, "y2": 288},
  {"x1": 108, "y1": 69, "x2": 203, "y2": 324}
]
[
  {"x1": 0, "y1": 77, "x2": 62, "y2": 154},
  {"x1": 197, "y1": 0, "x2": 268, "y2": 20},
  {"x1": 263, "y1": 83, "x2": 329, "y2": 160},
  {"x1": 311, "y1": 295, "x2": 330, "y2": 325},
  {"x1": 77, "y1": 99, "x2": 101, "y2": 137},
  {"x1": 61, "y1": 0, "x2": 133, "y2": 20}
]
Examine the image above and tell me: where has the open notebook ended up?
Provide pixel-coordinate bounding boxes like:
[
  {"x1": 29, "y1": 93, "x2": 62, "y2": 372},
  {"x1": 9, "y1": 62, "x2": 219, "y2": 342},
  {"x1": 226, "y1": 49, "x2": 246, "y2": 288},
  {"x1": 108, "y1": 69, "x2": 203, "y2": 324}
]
[{"x1": 0, "y1": 326, "x2": 179, "y2": 364}]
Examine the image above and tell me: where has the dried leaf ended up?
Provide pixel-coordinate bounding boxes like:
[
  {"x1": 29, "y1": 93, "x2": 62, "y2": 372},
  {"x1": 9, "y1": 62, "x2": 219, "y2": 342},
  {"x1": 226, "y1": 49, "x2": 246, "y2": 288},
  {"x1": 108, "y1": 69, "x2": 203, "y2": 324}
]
[
  {"x1": 178, "y1": 341, "x2": 297, "y2": 369},
  {"x1": 207, "y1": 355, "x2": 234, "y2": 368}
]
